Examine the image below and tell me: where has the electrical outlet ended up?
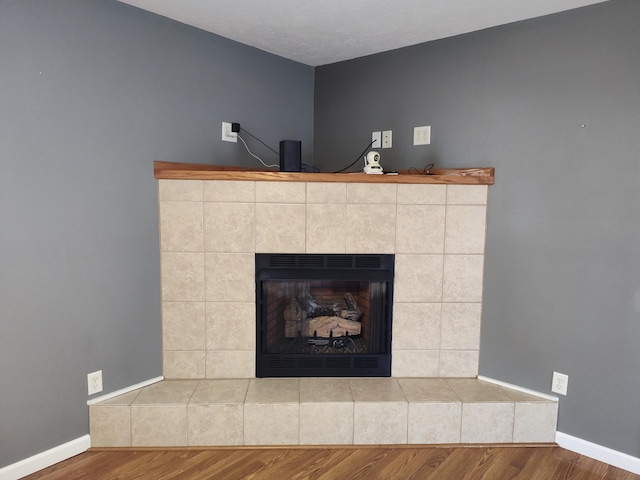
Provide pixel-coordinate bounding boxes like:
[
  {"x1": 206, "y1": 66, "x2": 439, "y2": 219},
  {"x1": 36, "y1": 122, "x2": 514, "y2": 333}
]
[
  {"x1": 551, "y1": 371, "x2": 568, "y2": 396},
  {"x1": 222, "y1": 122, "x2": 237, "y2": 143},
  {"x1": 413, "y1": 125, "x2": 431, "y2": 145},
  {"x1": 382, "y1": 130, "x2": 392, "y2": 148},
  {"x1": 88, "y1": 370, "x2": 103, "y2": 395},
  {"x1": 371, "y1": 131, "x2": 381, "y2": 148}
]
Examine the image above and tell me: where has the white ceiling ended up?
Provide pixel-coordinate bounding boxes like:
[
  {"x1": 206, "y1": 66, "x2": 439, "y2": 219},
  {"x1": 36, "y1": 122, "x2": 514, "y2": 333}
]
[{"x1": 118, "y1": 0, "x2": 607, "y2": 66}]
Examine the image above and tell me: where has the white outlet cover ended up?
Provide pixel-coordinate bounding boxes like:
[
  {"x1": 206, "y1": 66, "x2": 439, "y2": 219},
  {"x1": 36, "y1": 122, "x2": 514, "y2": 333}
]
[
  {"x1": 551, "y1": 371, "x2": 568, "y2": 395},
  {"x1": 222, "y1": 122, "x2": 237, "y2": 143},
  {"x1": 88, "y1": 370, "x2": 103, "y2": 395}
]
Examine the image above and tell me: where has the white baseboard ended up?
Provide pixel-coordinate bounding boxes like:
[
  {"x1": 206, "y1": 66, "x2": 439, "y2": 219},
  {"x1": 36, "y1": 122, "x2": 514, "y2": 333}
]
[
  {"x1": 87, "y1": 375, "x2": 163, "y2": 405},
  {"x1": 0, "y1": 377, "x2": 163, "y2": 479},
  {"x1": 477, "y1": 375, "x2": 558, "y2": 401},
  {"x1": 0, "y1": 435, "x2": 90, "y2": 480},
  {"x1": 478, "y1": 376, "x2": 639, "y2": 474},
  {"x1": 556, "y1": 432, "x2": 640, "y2": 475}
]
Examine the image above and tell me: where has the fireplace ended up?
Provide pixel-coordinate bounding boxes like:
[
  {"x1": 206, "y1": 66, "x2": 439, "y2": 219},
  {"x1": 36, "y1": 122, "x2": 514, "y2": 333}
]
[
  {"x1": 256, "y1": 253, "x2": 394, "y2": 377},
  {"x1": 156, "y1": 167, "x2": 492, "y2": 380}
]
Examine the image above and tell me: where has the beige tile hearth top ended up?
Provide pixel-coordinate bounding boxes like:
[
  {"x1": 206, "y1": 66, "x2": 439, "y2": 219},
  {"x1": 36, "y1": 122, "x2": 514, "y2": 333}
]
[{"x1": 90, "y1": 377, "x2": 557, "y2": 448}]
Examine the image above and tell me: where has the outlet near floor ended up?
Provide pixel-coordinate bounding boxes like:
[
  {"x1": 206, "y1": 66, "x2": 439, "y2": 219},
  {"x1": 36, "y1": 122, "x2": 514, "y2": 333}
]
[
  {"x1": 551, "y1": 371, "x2": 568, "y2": 396},
  {"x1": 88, "y1": 370, "x2": 103, "y2": 395}
]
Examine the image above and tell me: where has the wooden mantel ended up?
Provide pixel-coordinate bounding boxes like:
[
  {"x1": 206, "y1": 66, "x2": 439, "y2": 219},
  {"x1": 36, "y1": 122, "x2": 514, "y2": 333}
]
[{"x1": 154, "y1": 162, "x2": 494, "y2": 185}]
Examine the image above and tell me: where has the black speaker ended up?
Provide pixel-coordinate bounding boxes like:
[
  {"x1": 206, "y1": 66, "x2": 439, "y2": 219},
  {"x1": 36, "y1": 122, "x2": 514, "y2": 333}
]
[{"x1": 279, "y1": 140, "x2": 302, "y2": 172}]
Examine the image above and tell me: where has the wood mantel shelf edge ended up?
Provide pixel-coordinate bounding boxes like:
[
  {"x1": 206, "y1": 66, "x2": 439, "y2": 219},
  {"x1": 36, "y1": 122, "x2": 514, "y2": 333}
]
[{"x1": 154, "y1": 161, "x2": 495, "y2": 185}]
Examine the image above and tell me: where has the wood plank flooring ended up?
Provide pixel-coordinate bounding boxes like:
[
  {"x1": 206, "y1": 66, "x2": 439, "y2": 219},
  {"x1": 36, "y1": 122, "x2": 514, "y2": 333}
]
[{"x1": 23, "y1": 446, "x2": 640, "y2": 480}]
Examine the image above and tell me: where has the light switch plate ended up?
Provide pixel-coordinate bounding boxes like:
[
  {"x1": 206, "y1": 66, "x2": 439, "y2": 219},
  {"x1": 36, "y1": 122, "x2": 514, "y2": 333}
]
[{"x1": 413, "y1": 125, "x2": 431, "y2": 145}]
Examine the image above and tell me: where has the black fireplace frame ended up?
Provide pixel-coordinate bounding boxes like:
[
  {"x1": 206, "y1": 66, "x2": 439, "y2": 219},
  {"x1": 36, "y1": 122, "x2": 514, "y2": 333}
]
[{"x1": 255, "y1": 253, "x2": 394, "y2": 378}]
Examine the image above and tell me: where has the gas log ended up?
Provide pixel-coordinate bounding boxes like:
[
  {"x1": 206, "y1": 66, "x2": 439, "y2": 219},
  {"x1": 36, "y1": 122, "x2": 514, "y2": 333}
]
[{"x1": 284, "y1": 292, "x2": 362, "y2": 338}]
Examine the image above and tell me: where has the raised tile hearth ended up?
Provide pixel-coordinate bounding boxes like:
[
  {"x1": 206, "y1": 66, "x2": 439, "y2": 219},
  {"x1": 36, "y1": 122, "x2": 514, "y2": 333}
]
[
  {"x1": 90, "y1": 164, "x2": 558, "y2": 448},
  {"x1": 90, "y1": 377, "x2": 558, "y2": 447}
]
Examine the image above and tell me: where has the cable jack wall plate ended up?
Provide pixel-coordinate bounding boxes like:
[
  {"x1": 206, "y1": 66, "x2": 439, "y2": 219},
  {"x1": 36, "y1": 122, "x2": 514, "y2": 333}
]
[{"x1": 382, "y1": 130, "x2": 392, "y2": 148}]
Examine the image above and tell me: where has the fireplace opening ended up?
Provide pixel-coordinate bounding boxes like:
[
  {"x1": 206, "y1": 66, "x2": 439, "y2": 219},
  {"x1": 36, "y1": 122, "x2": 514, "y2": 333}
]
[{"x1": 256, "y1": 254, "x2": 394, "y2": 377}]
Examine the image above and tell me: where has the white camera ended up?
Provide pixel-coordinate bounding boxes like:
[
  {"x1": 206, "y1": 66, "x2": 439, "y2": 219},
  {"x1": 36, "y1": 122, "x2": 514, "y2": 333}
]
[{"x1": 364, "y1": 151, "x2": 383, "y2": 174}]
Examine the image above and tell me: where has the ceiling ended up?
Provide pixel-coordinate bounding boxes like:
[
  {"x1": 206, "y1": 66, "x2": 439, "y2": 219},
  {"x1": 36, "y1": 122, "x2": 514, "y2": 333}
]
[{"x1": 118, "y1": 0, "x2": 607, "y2": 66}]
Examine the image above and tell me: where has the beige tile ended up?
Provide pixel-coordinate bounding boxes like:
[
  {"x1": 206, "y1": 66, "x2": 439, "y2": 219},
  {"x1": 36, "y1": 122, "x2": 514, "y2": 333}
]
[
  {"x1": 300, "y1": 378, "x2": 353, "y2": 403},
  {"x1": 204, "y1": 203, "x2": 255, "y2": 253},
  {"x1": 255, "y1": 204, "x2": 306, "y2": 253},
  {"x1": 397, "y1": 378, "x2": 460, "y2": 403},
  {"x1": 440, "y1": 303, "x2": 481, "y2": 350},
  {"x1": 206, "y1": 350, "x2": 255, "y2": 378},
  {"x1": 513, "y1": 402, "x2": 558, "y2": 443},
  {"x1": 349, "y1": 378, "x2": 405, "y2": 402},
  {"x1": 131, "y1": 405, "x2": 188, "y2": 446},
  {"x1": 159, "y1": 179, "x2": 203, "y2": 201},
  {"x1": 446, "y1": 185, "x2": 487, "y2": 205},
  {"x1": 438, "y1": 350, "x2": 479, "y2": 377},
  {"x1": 256, "y1": 182, "x2": 306, "y2": 203},
  {"x1": 299, "y1": 379, "x2": 354, "y2": 445},
  {"x1": 159, "y1": 201, "x2": 204, "y2": 252},
  {"x1": 244, "y1": 403, "x2": 299, "y2": 445},
  {"x1": 444, "y1": 205, "x2": 487, "y2": 254},
  {"x1": 397, "y1": 184, "x2": 446, "y2": 205},
  {"x1": 300, "y1": 402, "x2": 354, "y2": 445},
  {"x1": 133, "y1": 380, "x2": 198, "y2": 405},
  {"x1": 393, "y1": 303, "x2": 441, "y2": 350},
  {"x1": 500, "y1": 387, "x2": 553, "y2": 403},
  {"x1": 95, "y1": 389, "x2": 140, "y2": 405},
  {"x1": 245, "y1": 378, "x2": 300, "y2": 403},
  {"x1": 188, "y1": 403, "x2": 244, "y2": 446},
  {"x1": 163, "y1": 351, "x2": 206, "y2": 379},
  {"x1": 306, "y1": 204, "x2": 346, "y2": 253},
  {"x1": 446, "y1": 379, "x2": 513, "y2": 402},
  {"x1": 353, "y1": 402, "x2": 407, "y2": 444},
  {"x1": 206, "y1": 302, "x2": 255, "y2": 351},
  {"x1": 408, "y1": 402, "x2": 462, "y2": 444},
  {"x1": 204, "y1": 253, "x2": 254, "y2": 302},
  {"x1": 392, "y1": 350, "x2": 440, "y2": 377},
  {"x1": 345, "y1": 204, "x2": 396, "y2": 253},
  {"x1": 442, "y1": 255, "x2": 484, "y2": 302},
  {"x1": 161, "y1": 253, "x2": 205, "y2": 302},
  {"x1": 204, "y1": 180, "x2": 255, "y2": 203},
  {"x1": 394, "y1": 255, "x2": 444, "y2": 303},
  {"x1": 347, "y1": 183, "x2": 397, "y2": 204},
  {"x1": 396, "y1": 205, "x2": 446, "y2": 254},
  {"x1": 90, "y1": 405, "x2": 131, "y2": 447},
  {"x1": 163, "y1": 302, "x2": 206, "y2": 351},
  {"x1": 461, "y1": 403, "x2": 514, "y2": 443},
  {"x1": 307, "y1": 182, "x2": 347, "y2": 204},
  {"x1": 189, "y1": 379, "x2": 249, "y2": 404}
]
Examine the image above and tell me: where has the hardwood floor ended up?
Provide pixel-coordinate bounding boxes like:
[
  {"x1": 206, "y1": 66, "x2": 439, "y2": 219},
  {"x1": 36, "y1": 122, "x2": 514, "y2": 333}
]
[{"x1": 24, "y1": 446, "x2": 640, "y2": 480}]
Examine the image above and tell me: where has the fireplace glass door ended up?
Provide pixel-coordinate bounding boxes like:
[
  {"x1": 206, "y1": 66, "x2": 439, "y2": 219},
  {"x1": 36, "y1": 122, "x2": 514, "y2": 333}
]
[{"x1": 256, "y1": 254, "x2": 394, "y2": 377}]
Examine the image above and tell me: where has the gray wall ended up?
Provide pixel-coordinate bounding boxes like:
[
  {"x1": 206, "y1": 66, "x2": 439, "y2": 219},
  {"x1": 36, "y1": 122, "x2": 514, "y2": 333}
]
[
  {"x1": 0, "y1": 0, "x2": 313, "y2": 468},
  {"x1": 315, "y1": 0, "x2": 640, "y2": 457}
]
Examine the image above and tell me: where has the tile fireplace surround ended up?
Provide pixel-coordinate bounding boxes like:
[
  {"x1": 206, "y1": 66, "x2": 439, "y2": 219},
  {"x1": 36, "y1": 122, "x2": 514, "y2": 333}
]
[{"x1": 89, "y1": 163, "x2": 558, "y2": 447}]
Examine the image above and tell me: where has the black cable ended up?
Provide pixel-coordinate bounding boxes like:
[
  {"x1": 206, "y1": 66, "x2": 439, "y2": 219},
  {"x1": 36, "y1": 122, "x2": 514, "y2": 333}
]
[
  {"x1": 239, "y1": 127, "x2": 279, "y2": 156},
  {"x1": 408, "y1": 163, "x2": 435, "y2": 175},
  {"x1": 333, "y1": 140, "x2": 376, "y2": 173}
]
